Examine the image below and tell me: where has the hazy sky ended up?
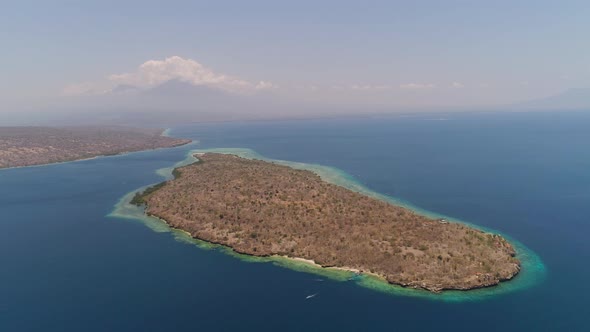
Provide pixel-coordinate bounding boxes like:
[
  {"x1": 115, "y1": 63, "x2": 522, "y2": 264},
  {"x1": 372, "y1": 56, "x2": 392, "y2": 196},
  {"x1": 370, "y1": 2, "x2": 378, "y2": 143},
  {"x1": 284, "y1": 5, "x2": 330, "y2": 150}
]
[{"x1": 2, "y1": 0, "x2": 590, "y2": 121}]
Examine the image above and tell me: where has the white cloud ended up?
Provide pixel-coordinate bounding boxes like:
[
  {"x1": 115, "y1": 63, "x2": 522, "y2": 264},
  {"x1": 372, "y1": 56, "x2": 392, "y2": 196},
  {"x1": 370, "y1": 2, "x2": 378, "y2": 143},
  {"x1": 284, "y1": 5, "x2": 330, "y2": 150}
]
[
  {"x1": 255, "y1": 81, "x2": 278, "y2": 90},
  {"x1": 399, "y1": 83, "x2": 436, "y2": 89},
  {"x1": 62, "y1": 82, "x2": 97, "y2": 96},
  {"x1": 451, "y1": 82, "x2": 465, "y2": 88},
  {"x1": 350, "y1": 84, "x2": 393, "y2": 91},
  {"x1": 351, "y1": 84, "x2": 372, "y2": 91},
  {"x1": 63, "y1": 56, "x2": 276, "y2": 96},
  {"x1": 61, "y1": 81, "x2": 111, "y2": 96}
]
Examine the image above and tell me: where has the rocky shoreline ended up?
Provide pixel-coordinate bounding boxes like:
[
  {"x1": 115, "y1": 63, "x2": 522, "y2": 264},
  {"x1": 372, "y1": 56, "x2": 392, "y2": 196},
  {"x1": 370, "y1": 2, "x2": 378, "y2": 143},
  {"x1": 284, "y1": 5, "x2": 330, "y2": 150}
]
[{"x1": 136, "y1": 153, "x2": 521, "y2": 292}]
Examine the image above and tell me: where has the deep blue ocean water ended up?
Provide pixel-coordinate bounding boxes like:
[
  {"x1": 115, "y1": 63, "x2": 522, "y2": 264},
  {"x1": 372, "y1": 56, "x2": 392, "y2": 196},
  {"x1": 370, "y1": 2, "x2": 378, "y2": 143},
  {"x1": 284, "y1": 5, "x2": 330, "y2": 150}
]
[{"x1": 1, "y1": 110, "x2": 589, "y2": 331}]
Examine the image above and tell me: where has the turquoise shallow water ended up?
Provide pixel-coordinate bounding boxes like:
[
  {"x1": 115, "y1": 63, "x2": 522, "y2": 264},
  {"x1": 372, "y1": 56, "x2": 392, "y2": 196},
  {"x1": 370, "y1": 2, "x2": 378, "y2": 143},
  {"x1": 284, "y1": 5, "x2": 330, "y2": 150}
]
[
  {"x1": 1, "y1": 110, "x2": 589, "y2": 330},
  {"x1": 112, "y1": 147, "x2": 545, "y2": 302}
]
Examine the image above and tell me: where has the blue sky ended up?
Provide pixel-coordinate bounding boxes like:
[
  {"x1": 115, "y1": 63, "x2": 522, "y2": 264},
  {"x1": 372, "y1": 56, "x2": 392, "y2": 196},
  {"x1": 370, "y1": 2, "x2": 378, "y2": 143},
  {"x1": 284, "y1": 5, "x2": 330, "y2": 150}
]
[{"x1": 2, "y1": 0, "x2": 590, "y2": 115}]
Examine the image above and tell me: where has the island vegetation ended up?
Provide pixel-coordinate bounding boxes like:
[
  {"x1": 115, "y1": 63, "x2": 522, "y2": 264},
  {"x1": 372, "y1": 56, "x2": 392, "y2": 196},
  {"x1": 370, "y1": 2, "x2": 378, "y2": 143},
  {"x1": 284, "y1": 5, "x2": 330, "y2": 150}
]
[
  {"x1": 136, "y1": 153, "x2": 520, "y2": 292},
  {"x1": 0, "y1": 126, "x2": 191, "y2": 169}
]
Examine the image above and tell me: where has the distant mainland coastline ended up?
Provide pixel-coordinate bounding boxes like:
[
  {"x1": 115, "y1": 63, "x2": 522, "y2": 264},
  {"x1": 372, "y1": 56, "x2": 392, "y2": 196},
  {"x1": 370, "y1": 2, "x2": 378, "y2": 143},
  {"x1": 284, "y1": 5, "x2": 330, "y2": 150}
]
[{"x1": 0, "y1": 126, "x2": 191, "y2": 169}]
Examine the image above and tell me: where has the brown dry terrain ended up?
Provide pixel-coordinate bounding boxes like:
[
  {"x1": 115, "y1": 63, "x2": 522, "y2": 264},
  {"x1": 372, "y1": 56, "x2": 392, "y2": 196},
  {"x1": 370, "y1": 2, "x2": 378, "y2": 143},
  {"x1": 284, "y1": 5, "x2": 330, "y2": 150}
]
[
  {"x1": 139, "y1": 153, "x2": 520, "y2": 292},
  {"x1": 0, "y1": 126, "x2": 191, "y2": 169}
]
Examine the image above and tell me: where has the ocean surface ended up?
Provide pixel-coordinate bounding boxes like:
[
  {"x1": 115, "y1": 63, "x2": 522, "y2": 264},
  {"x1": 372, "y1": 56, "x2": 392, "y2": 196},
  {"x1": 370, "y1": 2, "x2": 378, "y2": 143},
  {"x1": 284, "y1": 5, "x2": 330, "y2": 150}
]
[{"x1": 1, "y1": 110, "x2": 589, "y2": 331}]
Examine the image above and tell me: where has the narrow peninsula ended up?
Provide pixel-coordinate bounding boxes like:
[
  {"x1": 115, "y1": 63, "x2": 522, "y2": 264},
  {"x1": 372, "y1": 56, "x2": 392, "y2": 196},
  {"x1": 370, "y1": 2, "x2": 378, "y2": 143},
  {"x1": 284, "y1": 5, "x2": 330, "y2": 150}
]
[
  {"x1": 0, "y1": 126, "x2": 190, "y2": 169},
  {"x1": 135, "y1": 153, "x2": 520, "y2": 292}
]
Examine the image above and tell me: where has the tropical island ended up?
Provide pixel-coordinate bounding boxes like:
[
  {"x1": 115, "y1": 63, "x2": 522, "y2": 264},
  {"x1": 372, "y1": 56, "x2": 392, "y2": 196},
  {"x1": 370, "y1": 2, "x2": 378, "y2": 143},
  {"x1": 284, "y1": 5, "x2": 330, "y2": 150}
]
[
  {"x1": 133, "y1": 153, "x2": 520, "y2": 292},
  {"x1": 0, "y1": 126, "x2": 191, "y2": 169}
]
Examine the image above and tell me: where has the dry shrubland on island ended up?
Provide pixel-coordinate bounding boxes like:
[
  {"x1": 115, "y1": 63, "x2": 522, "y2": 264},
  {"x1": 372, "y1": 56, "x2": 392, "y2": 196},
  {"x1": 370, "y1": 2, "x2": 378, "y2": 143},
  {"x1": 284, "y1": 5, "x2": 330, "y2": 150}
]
[
  {"x1": 0, "y1": 126, "x2": 190, "y2": 169},
  {"x1": 135, "y1": 153, "x2": 520, "y2": 292}
]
